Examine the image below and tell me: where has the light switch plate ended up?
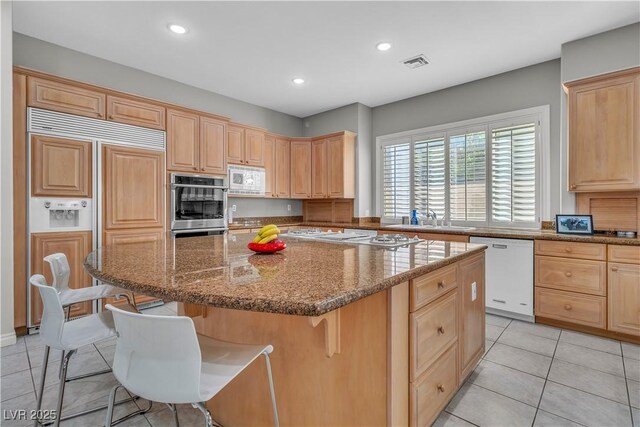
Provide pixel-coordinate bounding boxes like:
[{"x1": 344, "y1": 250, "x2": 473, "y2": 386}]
[
  {"x1": 471, "y1": 282, "x2": 477, "y2": 301},
  {"x1": 287, "y1": 204, "x2": 291, "y2": 211},
  {"x1": 232, "y1": 204, "x2": 237, "y2": 212}
]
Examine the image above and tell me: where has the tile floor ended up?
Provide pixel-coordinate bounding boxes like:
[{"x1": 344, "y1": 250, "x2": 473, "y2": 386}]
[{"x1": 2, "y1": 307, "x2": 639, "y2": 426}]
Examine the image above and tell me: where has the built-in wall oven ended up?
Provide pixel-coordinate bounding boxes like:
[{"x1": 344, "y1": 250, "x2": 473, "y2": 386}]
[{"x1": 170, "y1": 173, "x2": 228, "y2": 236}]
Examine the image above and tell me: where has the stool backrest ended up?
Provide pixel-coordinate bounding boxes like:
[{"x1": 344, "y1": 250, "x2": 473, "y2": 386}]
[
  {"x1": 106, "y1": 304, "x2": 203, "y2": 404},
  {"x1": 30, "y1": 275, "x2": 66, "y2": 350},
  {"x1": 43, "y1": 253, "x2": 71, "y2": 292}
]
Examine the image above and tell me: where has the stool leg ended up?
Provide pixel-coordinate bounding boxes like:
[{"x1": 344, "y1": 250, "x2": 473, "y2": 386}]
[
  {"x1": 192, "y1": 402, "x2": 215, "y2": 427},
  {"x1": 169, "y1": 403, "x2": 180, "y2": 427},
  {"x1": 263, "y1": 352, "x2": 279, "y2": 427},
  {"x1": 33, "y1": 345, "x2": 50, "y2": 427},
  {"x1": 53, "y1": 350, "x2": 74, "y2": 427},
  {"x1": 104, "y1": 384, "x2": 120, "y2": 427}
]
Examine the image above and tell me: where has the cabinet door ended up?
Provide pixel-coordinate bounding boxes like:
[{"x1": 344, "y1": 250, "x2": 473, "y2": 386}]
[
  {"x1": 608, "y1": 262, "x2": 640, "y2": 336},
  {"x1": 311, "y1": 139, "x2": 328, "y2": 198},
  {"x1": 30, "y1": 231, "x2": 93, "y2": 325},
  {"x1": 264, "y1": 135, "x2": 275, "y2": 198},
  {"x1": 275, "y1": 138, "x2": 291, "y2": 198},
  {"x1": 167, "y1": 109, "x2": 199, "y2": 172},
  {"x1": 103, "y1": 145, "x2": 164, "y2": 229},
  {"x1": 568, "y1": 72, "x2": 639, "y2": 191},
  {"x1": 106, "y1": 95, "x2": 166, "y2": 130},
  {"x1": 458, "y1": 253, "x2": 485, "y2": 381},
  {"x1": 290, "y1": 139, "x2": 311, "y2": 198},
  {"x1": 245, "y1": 128, "x2": 265, "y2": 166},
  {"x1": 326, "y1": 136, "x2": 344, "y2": 198},
  {"x1": 31, "y1": 135, "x2": 92, "y2": 197},
  {"x1": 227, "y1": 125, "x2": 245, "y2": 165},
  {"x1": 27, "y1": 76, "x2": 105, "y2": 119},
  {"x1": 200, "y1": 117, "x2": 227, "y2": 175},
  {"x1": 103, "y1": 228, "x2": 164, "y2": 245}
]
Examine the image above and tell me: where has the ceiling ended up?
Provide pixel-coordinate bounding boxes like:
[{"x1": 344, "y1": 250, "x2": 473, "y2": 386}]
[{"x1": 12, "y1": 1, "x2": 640, "y2": 118}]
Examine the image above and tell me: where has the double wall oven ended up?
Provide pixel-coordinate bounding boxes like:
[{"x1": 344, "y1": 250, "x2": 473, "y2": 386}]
[{"x1": 170, "y1": 173, "x2": 228, "y2": 237}]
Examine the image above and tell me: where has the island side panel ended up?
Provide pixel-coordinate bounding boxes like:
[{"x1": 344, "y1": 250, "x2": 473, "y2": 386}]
[{"x1": 187, "y1": 289, "x2": 389, "y2": 426}]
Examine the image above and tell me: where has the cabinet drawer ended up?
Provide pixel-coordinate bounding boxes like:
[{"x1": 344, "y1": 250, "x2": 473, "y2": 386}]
[
  {"x1": 410, "y1": 291, "x2": 458, "y2": 381},
  {"x1": 27, "y1": 77, "x2": 105, "y2": 119},
  {"x1": 608, "y1": 245, "x2": 640, "y2": 264},
  {"x1": 107, "y1": 95, "x2": 166, "y2": 130},
  {"x1": 535, "y1": 287, "x2": 606, "y2": 329},
  {"x1": 410, "y1": 344, "x2": 457, "y2": 427},
  {"x1": 411, "y1": 264, "x2": 458, "y2": 311},
  {"x1": 535, "y1": 240, "x2": 606, "y2": 261},
  {"x1": 535, "y1": 256, "x2": 606, "y2": 296}
]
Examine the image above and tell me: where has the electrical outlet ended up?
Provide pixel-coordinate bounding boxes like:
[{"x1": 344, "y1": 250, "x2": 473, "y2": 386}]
[
  {"x1": 471, "y1": 282, "x2": 477, "y2": 301},
  {"x1": 287, "y1": 204, "x2": 291, "y2": 211},
  {"x1": 232, "y1": 205, "x2": 237, "y2": 212}
]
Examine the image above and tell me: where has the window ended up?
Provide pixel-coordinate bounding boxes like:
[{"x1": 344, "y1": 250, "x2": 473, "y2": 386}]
[{"x1": 378, "y1": 106, "x2": 548, "y2": 228}]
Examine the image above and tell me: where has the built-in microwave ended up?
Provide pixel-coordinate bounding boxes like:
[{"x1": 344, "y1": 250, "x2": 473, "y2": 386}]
[
  {"x1": 228, "y1": 165, "x2": 266, "y2": 196},
  {"x1": 170, "y1": 173, "x2": 228, "y2": 233}
]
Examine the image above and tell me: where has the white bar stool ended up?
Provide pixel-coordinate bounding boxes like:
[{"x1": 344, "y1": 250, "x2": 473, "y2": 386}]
[
  {"x1": 30, "y1": 275, "x2": 149, "y2": 427},
  {"x1": 104, "y1": 304, "x2": 280, "y2": 427}
]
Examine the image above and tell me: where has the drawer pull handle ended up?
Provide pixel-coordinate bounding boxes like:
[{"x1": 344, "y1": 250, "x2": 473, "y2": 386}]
[
  {"x1": 611, "y1": 266, "x2": 618, "y2": 272},
  {"x1": 564, "y1": 304, "x2": 572, "y2": 311},
  {"x1": 564, "y1": 248, "x2": 572, "y2": 253},
  {"x1": 492, "y1": 244, "x2": 508, "y2": 249},
  {"x1": 492, "y1": 299, "x2": 506, "y2": 304},
  {"x1": 565, "y1": 272, "x2": 572, "y2": 277},
  {"x1": 437, "y1": 326, "x2": 445, "y2": 335},
  {"x1": 437, "y1": 281, "x2": 445, "y2": 289},
  {"x1": 437, "y1": 384, "x2": 445, "y2": 393}
]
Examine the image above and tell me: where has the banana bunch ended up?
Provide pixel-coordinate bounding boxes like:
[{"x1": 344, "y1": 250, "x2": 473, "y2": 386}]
[{"x1": 253, "y1": 224, "x2": 281, "y2": 244}]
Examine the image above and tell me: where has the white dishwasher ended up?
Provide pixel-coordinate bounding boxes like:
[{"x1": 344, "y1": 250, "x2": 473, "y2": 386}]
[{"x1": 469, "y1": 237, "x2": 534, "y2": 322}]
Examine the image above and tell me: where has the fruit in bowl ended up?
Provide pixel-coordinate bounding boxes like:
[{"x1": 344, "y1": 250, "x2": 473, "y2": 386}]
[{"x1": 247, "y1": 224, "x2": 287, "y2": 254}]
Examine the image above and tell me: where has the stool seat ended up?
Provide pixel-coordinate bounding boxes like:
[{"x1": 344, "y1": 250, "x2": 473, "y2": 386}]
[{"x1": 57, "y1": 311, "x2": 115, "y2": 351}]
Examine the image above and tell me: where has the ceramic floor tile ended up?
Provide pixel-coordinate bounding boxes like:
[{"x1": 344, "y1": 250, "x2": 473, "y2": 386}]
[
  {"x1": 446, "y1": 383, "x2": 537, "y2": 427},
  {"x1": 629, "y1": 380, "x2": 640, "y2": 409},
  {"x1": 625, "y1": 358, "x2": 640, "y2": 382},
  {"x1": 485, "y1": 314, "x2": 512, "y2": 328},
  {"x1": 38, "y1": 373, "x2": 120, "y2": 415},
  {"x1": 94, "y1": 336, "x2": 117, "y2": 352},
  {"x1": 633, "y1": 407, "x2": 640, "y2": 427},
  {"x1": 468, "y1": 360, "x2": 545, "y2": 406},
  {"x1": 623, "y1": 343, "x2": 640, "y2": 362},
  {"x1": 506, "y1": 319, "x2": 561, "y2": 340},
  {"x1": 483, "y1": 339, "x2": 495, "y2": 357},
  {"x1": 548, "y1": 359, "x2": 629, "y2": 405},
  {"x1": 145, "y1": 403, "x2": 207, "y2": 427},
  {"x1": 485, "y1": 324, "x2": 505, "y2": 341},
  {"x1": 58, "y1": 391, "x2": 149, "y2": 427},
  {"x1": 484, "y1": 342, "x2": 552, "y2": 378},
  {"x1": 432, "y1": 411, "x2": 477, "y2": 427},
  {"x1": 98, "y1": 344, "x2": 116, "y2": 367},
  {"x1": 1, "y1": 369, "x2": 35, "y2": 402},
  {"x1": 539, "y1": 381, "x2": 632, "y2": 427},
  {"x1": 1, "y1": 352, "x2": 31, "y2": 376},
  {"x1": 560, "y1": 330, "x2": 622, "y2": 356},
  {"x1": 23, "y1": 334, "x2": 46, "y2": 350},
  {"x1": 497, "y1": 329, "x2": 558, "y2": 357},
  {"x1": 27, "y1": 345, "x2": 62, "y2": 369},
  {"x1": 0, "y1": 388, "x2": 37, "y2": 426},
  {"x1": 554, "y1": 341, "x2": 625, "y2": 377},
  {"x1": 0, "y1": 338, "x2": 26, "y2": 358},
  {"x1": 533, "y1": 409, "x2": 584, "y2": 427}
]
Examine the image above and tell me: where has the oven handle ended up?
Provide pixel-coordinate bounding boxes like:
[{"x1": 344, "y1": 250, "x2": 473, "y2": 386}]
[{"x1": 171, "y1": 184, "x2": 229, "y2": 190}]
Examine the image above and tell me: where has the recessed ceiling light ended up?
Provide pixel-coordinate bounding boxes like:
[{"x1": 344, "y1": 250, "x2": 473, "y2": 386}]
[
  {"x1": 168, "y1": 24, "x2": 187, "y2": 34},
  {"x1": 376, "y1": 42, "x2": 392, "y2": 51},
  {"x1": 292, "y1": 77, "x2": 305, "y2": 85}
]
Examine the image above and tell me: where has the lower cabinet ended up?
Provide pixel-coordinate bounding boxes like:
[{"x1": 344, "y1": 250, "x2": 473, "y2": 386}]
[
  {"x1": 458, "y1": 253, "x2": 486, "y2": 380},
  {"x1": 30, "y1": 231, "x2": 93, "y2": 325},
  {"x1": 608, "y1": 262, "x2": 640, "y2": 335}
]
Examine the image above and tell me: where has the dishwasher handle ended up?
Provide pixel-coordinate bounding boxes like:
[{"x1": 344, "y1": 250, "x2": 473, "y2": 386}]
[{"x1": 492, "y1": 244, "x2": 508, "y2": 249}]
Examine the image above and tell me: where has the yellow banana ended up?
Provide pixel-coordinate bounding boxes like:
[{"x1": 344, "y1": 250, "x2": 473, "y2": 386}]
[
  {"x1": 253, "y1": 235, "x2": 262, "y2": 243},
  {"x1": 258, "y1": 224, "x2": 278, "y2": 236},
  {"x1": 260, "y1": 227, "x2": 280, "y2": 238},
  {"x1": 259, "y1": 234, "x2": 278, "y2": 244}
]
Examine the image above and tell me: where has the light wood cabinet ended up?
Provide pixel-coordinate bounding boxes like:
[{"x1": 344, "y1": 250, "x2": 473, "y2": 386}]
[
  {"x1": 290, "y1": 139, "x2": 311, "y2": 198},
  {"x1": 106, "y1": 95, "x2": 166, "y2": 130},
  {"x1": 607, "y1": 262, "x2": 640, "y2": 336},
  {"x1": 227, "y1": 125, "x2": 265, "y2": 166},
  {"x1": 411, "y1": 264, "x2": 458, "y2": 311},
  {"x1": 535, "y1": 240, "x2": 606, "y2": 261},
  {"x1": 311, "y1": 139, "x2": 328, "y2": 198},
  {"x1": 311, "y1": 132, "x2": 356, "y2": 199},
  {"x1": 103, "y1": 144, "x2": 164, "y2": 230},
  {"x1": 31, "y1": 134, "x2": 92, "y2": 198},
  {"x1": 30, "y1": 231, "x2": 93, "y2": 325},
  {"x1": 536, "y1": 287, "x2": 606, "y2": 329},
  {"x1": 458, "y1": 252, "x2": 485, "y2": 381},
  {"x1": 567, "y1": 68, "x2": 640, "y2": 192},
  {"x1": 27, "y1": 76, "x2": 105, "y2": 119},
  {"x1": 103, "y1": 228, "x2": 164, "y2": 245},
  {"x1": 200, "y1": 116, "x2": 227, "y2": 175},
  {"x1": 245, "y1": 128, "x2": 265, "y2": 166},
  {"x1": 274, "y1": 137, "x2": 290, "y2": 198},
  {"x1": 227, "y1": 125, "x2": 244, "y2": 165},
  {"x1": 264, "y1": 135, "x2": 275, "y2": 197},
  {"x1": 167, "y1": 109, "x2": 199, "y2": 172},
  {"x1": 535, "y1": 256, "x2": 606, "y2": 296}
]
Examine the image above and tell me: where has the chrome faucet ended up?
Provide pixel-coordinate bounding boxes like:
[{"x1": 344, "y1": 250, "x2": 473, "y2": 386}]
[{"x1": 427, "y1": 209, "x2": 438, "y2": 221}]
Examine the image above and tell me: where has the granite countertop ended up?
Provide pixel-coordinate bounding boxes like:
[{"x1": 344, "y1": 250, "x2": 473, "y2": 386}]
[
  {"x1": 229, "y1": 222, "x2": 640, "y2": 246},
  {"x1": 84, "y1": 234, "x2": 486, "y2": 316}
]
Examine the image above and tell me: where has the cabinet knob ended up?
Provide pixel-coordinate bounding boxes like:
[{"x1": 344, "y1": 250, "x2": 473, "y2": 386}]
[
  {"x1": 108, "y1": 115, "x2": 114, "y2": 119},
  {"x1": 437, "y1": 281, "x2": 445, "y2": 289},
  {"x1": 437, "y1": 384, "x2": 445, "y2": 393},
  {"x1": 611, "y1": 266, "x2": 618, "y2": 272},
  {"x1": 570, "y1": 184, "x2": 577, "y2": 190},
  {"x1": 565, "y1": 272, "x2": 573, "y2": 277},
  {"x1": 564, "y1": 304, "x2": 572, "y2": 311},
  {"x1": 564, "y1": 247, "x2": 572, "y2": 253},
  {"x1": 437, "y1": 326, "x2": 445, "y2": 335}
]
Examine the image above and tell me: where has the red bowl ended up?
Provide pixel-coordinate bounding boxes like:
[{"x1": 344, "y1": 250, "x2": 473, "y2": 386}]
[{"x1": 248, "y1": 240, "x2": 287, "y2": 253}]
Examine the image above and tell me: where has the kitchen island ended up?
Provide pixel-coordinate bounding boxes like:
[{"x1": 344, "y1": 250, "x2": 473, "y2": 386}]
[{"x1": 85, "y1": 233, "x2": 487, "y2": 426}]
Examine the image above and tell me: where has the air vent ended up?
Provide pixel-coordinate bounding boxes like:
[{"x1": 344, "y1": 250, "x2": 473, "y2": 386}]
[{"x1": 402, "y1": 55, "x2": 429, "y2": 69}]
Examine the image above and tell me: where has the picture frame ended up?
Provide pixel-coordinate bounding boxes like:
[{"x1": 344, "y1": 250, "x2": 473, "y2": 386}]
[{"x1": 555, "y1": 214, "x2": 594, "y2": 235}]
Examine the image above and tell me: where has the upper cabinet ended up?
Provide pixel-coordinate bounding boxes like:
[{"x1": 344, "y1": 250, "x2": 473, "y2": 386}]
[
  {"x1": 27, "y1": 76, "x2": 106, "y2": 119},
  {"x1": 311, "y1": 131, "x2": 356, "y2": 199},
  {"x1": 227, "y1": 124, "x2": 265, "y2": 166},
  {"x1": 311, "y1": 139, "x2": 328, "y2": 198},
  {"x1": 106, "y1": 95, "x2": 166, "y2": 130},
  {"x1": 200, "y1": 116, "x2": 227, "y2": 175},
  {"x1": 264, "y1": 134, "x2": 275, "y2": 198},
  {"x1": 290, "y1": 139, "x2": 311, "y2": 199},
  {"x1": 31, "y1": 134, "x2": 92, "y2": 198},
  {"x1": 567, "y1": 68, "x2": 640, "y2": 192},
  {"x1": 274, "y1": 138, "x2": 291, "y2": 198}
]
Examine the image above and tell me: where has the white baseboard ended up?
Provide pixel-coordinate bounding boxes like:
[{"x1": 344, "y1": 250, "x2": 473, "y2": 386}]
[{"x1": 0, "y1": 332, "x2": 17, "y2": 347}]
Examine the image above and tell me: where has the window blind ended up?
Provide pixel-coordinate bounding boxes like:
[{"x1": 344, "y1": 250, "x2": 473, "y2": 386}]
[
  {"x1": 414, "y1": 137, "x2": 445, "y2": 218},
  {"x1": 383, "y1": 143, "x2": 411, "y2": 218}
]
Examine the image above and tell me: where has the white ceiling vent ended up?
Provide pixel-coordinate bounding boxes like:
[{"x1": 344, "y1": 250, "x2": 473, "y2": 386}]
[{"x1": 402, "y1": 55, "x2": 429, "y2": 69}]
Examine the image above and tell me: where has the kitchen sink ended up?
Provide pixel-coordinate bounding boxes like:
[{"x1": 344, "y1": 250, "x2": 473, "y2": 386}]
[{"x1": 382, "y1": 224, "x2": 476, "y2": 231}]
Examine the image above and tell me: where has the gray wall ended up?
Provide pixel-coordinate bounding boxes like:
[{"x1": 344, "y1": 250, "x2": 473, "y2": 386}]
[
  {"x1": 372, "y1": 59, "x2": 562, "y2": 219},
  {"x1": 302, "y1": 103, "x2": 359, "y2": 136}
]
